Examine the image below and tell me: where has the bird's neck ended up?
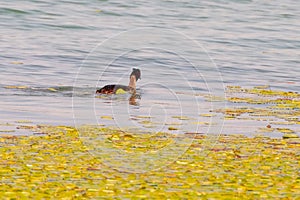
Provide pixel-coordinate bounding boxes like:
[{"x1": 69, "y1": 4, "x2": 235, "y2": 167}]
[{"x1": 128, "y1": 75, "x2": 136, "y2": 89}]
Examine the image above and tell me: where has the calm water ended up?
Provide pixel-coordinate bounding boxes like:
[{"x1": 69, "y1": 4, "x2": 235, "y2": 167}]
[{"x1": 0, "y1": 0, "x2": 299, "y2": 136}]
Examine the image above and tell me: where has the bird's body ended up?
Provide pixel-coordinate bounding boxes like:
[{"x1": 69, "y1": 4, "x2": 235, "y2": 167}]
[
  {"x1": 96, "y1": 84, "x2": 134, "y2": 94},
  {"x1": 96, "y1": 68, "x2": 141, "y2": 95}
]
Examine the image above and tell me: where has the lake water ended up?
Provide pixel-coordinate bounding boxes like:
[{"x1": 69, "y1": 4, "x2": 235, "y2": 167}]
[{"x1": 0, "y1": 0, "x2": 299, "y2": 137}]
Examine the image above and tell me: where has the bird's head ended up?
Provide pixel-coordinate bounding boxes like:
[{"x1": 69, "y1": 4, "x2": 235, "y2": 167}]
[{"x1": 130, "y1": 68, "x2": 141, "y2": 81}]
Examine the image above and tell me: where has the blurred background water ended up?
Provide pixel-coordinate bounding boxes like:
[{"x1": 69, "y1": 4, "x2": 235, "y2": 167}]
[{"x1": 0, "y1": 0, "x2": 299, "y2": 136}]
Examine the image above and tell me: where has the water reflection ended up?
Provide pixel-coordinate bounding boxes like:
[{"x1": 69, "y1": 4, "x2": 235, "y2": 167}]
[
  {"x1": 129, "y1": 92, "x2": 141, "y2": 106},
  {"x1": 95, "y1": 91, "x2": 141, "y2": 106}
]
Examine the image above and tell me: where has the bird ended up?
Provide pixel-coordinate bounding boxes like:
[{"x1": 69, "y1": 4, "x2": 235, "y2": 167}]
[{"x1": 96, "y1": 68, "x2": 141, "y2": 94}]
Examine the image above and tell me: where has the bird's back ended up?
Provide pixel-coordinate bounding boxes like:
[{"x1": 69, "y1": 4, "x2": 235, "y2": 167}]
[{"x1": 96, "y1": 84, "x2": 132, "y2": 94}]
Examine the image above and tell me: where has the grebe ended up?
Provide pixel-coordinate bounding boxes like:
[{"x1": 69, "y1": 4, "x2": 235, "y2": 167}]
[{"x1": 96, "y1": 68, "x2": 141, "y2": 94}]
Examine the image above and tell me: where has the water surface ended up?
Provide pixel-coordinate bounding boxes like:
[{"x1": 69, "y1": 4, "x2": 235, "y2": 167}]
[{"x1": 0, "y1": 0, "x2": 299, "y2": 136}]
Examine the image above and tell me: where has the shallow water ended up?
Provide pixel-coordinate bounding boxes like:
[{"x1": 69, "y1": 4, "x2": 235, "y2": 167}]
[{"x1": 0, "y1": 0, "x2": 299, "y2": 136}]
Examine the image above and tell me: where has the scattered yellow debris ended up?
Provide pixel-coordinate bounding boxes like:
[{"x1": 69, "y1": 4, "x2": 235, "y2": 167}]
[
  {"x1": 172, "y1": 116, "x2": 190, "y2": 120},
  {"x1": 47, "y1": 88, "x2": 58, "y2": 92},
  {"x1": 0, "y1": 85, "x2": 299, "y2": 198},
  {"x1": 168, "y1": 126, "x2": 178, "y2": 131},
  {"x1": 0, "y1": 130, "x2": 15, "y2": 133},
  {"x1": 277, "y1": 128, "x2": 295, "y2": 134},
  {"x1": 0, "y1": 125, "x2": 298, "y2": 199},
  {"x1": 200, "y1": 113, "x2": 216, "y2": 117},
  {"x1": 11, "y1": 61, "x2": 24, "y2": 64},
  {"x1": 101, "y1": 116, "x2": 114, "y2": 120},
  {"x1": 282, "y1": 133, "x2": 299, "y2": 139},
  {"x1": 4, "y1": 85, "x2": 28, "y2": 89},
  {"x1": 15, "y1": 120, "x2": 33, "y2": 123}
]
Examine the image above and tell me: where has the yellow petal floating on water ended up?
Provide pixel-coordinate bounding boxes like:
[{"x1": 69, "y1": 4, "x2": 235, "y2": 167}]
[
  {"x1": 277, "y1": 128, "x2": 295, "y2": 134},
  {"x1": 204, "y1": 95, "x2": 226, "y2": 102},
  {"x1": 101, "y1": 116, "x2": 114, "y2": 120},
  {"x1": 200, "y1": 113, "x2": 216, "y2": 117},
  {"x1": 115, "y1": 88, "x2": 127, "y2": 94},
  {"x1": 254, "y1": 85, "x2": 270, "y2": 89},
  {"x1": 15, "y1": 120, "x2": 32, "y2": 123},
  {"x1": 134, "y1": 115, "x2": 152, "y2": 119},
  {"x1": 11, "y1": 61, "x2": 24, "y2": 64},
  {"x1": 257, "y1": 127, "x2": 275, "y2": 133},
  {"x1": 191, "y1": 121, "x2": 212, "y2": 125},
  {"x1": 4, "y1": 85, "x2": 28, "y2": 89},
  {"x1": 168, "y1": 127, "x2": 178, "y2": 131},
  {"x1": 172, "y1": 116, "x2": 190, "y2": 120},
  {"x1": 282, "y1": 133, "x2": 299, "y2": 139},
  {"x1": 0, "y1": 130, "x2": 15, "y2": 133},
  {"x1": 164, "y1": 122, "x2": 182, "y2": 126},
  {"x1": 176, "y1": 160, "x2": 188, "y2": 165},
  {"x1": 47, "y1": 88, "x2": 58, "y2": 92},
  {"x1": 110, "y1": 134, "x2": 120, "y2": 141},
  {"x1": 139, "y1": 120, "x2": 151, "y2": 124}
]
